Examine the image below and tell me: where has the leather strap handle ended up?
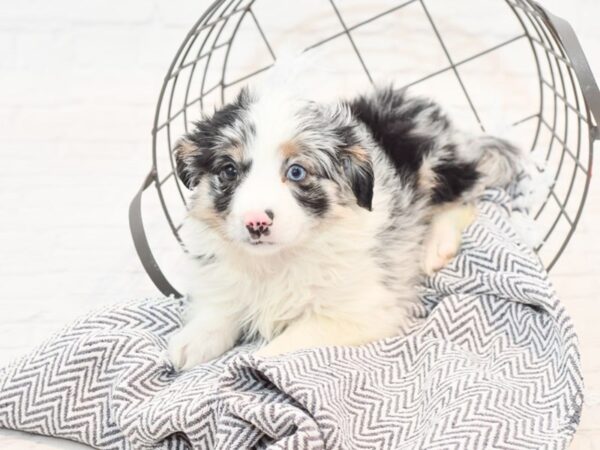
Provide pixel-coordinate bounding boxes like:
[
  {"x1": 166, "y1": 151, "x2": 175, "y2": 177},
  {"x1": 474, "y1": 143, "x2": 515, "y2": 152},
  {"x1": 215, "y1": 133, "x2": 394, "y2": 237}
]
[{"x1": 129, "y1": 169, "x2": 183, "y2": 298}]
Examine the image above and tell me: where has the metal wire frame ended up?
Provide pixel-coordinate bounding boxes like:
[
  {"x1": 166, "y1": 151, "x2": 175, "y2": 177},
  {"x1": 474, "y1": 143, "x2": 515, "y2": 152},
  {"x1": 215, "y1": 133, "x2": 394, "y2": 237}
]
[
  {"x1": 509, "y1": 0, "x2": 594, "y2": 269},
  {"x1": 143, "y1": 0, "x2": 598, "y2": 277},
  {"x1": 153, "y1": 0, "x2": 256, "y2": 245}
]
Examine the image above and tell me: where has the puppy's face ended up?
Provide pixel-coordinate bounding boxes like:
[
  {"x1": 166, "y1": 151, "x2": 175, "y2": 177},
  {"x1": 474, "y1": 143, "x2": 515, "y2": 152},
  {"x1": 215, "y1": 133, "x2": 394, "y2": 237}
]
[{"x1": 175, "y1": 88, "x2": 373, "y2": 255}]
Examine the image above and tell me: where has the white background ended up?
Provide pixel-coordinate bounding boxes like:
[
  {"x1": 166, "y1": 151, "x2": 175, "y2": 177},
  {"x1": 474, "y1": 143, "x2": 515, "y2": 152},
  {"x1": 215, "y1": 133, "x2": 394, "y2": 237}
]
[{"x1": 0, "y1": 0, "x2": 599, "y2": 448}]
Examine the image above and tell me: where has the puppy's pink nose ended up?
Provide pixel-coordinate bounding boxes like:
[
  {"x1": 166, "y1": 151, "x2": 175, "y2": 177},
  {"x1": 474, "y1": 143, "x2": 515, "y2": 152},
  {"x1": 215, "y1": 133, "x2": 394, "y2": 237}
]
[{"x1": 244, "y1": 210, "x2": 274, "y2": 238}]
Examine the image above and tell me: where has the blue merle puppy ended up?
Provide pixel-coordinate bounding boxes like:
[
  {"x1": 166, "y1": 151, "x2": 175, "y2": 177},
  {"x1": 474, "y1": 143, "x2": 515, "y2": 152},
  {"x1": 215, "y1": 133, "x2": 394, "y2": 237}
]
[{"x1": 168, "y1": 80, "x2": 522, "y2": 370}]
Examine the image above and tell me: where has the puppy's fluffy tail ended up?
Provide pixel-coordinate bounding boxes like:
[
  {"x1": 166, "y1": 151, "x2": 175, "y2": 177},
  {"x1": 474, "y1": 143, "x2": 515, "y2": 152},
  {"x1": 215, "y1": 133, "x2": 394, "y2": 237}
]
[
  {"x1": 461, "y1": 135, "x2": 526, "y2": 192},
  {"x1": 459, "y1": 135, "x2": 551, "y2": 248}
]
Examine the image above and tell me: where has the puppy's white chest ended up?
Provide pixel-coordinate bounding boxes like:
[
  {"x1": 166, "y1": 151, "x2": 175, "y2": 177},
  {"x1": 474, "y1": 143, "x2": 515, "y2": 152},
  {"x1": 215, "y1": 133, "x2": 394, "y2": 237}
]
[
  {"x1": 238, "y1": 249, "x2": 391, "y2": 340},
  {"x1": 237, "y1": 265, "x2": 335, "y2": 340}
]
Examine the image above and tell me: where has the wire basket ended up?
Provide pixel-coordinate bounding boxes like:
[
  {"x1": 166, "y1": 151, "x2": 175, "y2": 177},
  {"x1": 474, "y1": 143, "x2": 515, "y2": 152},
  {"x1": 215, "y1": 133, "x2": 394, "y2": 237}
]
[{"x1": 130, "y1": 0, "x2": 600, "y2": 298}]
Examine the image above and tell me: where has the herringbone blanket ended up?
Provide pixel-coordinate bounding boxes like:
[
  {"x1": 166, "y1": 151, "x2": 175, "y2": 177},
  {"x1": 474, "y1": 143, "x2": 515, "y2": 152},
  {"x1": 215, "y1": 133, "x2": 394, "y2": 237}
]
[{"x1": 0, "y1": 189, "x2": 583, "y2": 449}]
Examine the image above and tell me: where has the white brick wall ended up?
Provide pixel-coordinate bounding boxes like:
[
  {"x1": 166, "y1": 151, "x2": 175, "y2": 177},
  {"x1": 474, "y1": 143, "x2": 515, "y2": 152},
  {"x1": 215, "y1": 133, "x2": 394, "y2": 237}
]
[{"x1": 0, "y1": 1, "x2": 598, "y2": 448}]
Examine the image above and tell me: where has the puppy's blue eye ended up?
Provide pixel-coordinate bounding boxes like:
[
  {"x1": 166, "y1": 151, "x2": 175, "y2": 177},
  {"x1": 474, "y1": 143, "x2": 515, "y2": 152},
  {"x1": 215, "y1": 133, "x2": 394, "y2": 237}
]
[
  {"x1": 286, "y1": 164, "x2": 307, "y2": 182},
  {"x1": 220, "y1": 164, "x2": 238, "y2": 181}
]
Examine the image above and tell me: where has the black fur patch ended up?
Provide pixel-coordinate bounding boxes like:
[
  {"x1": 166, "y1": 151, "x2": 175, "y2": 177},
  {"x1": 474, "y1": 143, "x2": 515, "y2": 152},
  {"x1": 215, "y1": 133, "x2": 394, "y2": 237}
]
[
  {"x1": 319, "y1": 117, "x2": 374, "y2": 210},
  {"x1": 189, "y1": 87, "x2": 253, "y2": 154},
  {"x1": 348, "y1": 87, "x2": 478, "y2": 204},
  {"x1": 174, "y1": 88, "x2": 254, "y2": 189},
  {"x1": 342, "y1": 155, "x2": 374, "y2": 210},
  {"x1": 348, "y1": 88, "x2": 438, "y2": 180},
  {"x1": 175, "y1": 151, "x2": 196, "y2": 189},
  {"x1": 210, "y1": 178, "x2": 236, "y2": 214},
  {"x1": 293, "y1": 182, "x2": 330, "y2": 216},
  {"x1": 431, "y1": 158, "x2": 480, "y2": 204},
  {"x1": 210, "y1": 160, "x2": 251, "y2": 214}
]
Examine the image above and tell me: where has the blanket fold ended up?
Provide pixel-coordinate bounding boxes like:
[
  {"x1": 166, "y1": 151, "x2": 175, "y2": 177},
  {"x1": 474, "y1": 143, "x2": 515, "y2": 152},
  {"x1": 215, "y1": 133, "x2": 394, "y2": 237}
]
[{"x1": 0, "y1": 189, "x2": 583, "y2": 449}]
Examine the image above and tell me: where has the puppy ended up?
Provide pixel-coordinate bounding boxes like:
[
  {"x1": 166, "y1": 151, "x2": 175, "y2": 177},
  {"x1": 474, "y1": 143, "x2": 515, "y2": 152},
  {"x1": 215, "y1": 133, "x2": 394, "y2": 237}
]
[{"x1": 168, "y1": 85, "x2": 522, "y2": 370}]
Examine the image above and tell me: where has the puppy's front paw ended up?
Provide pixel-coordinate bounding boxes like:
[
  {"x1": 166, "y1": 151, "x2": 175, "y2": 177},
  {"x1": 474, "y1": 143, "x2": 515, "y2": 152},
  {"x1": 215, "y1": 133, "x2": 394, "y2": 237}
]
[{"x1": 167, "y1": 325, "x2": 234, "y2": 371}]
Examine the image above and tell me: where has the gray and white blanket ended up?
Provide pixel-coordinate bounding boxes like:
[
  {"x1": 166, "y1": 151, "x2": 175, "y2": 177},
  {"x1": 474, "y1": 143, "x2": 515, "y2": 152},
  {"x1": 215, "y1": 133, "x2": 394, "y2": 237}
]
[{"x1": 0, "y1": 189, "x2": 583, "y2": 449}]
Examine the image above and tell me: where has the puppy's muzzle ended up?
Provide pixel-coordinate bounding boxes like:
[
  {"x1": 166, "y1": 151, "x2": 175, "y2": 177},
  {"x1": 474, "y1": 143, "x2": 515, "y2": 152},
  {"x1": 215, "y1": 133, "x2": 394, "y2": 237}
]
[{"x1": 244, "y1": 209, "x2": 274, "y2": 239}]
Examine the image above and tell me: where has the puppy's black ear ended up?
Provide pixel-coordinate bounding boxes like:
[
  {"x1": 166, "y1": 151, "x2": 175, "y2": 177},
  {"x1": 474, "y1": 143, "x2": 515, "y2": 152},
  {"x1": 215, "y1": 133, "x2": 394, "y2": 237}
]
[
  {"x1": 342, "y1": 146, "x2": 374, "y2": 211},
  {"x1": 174, "y1": 138, "x2": 202, "y2": 189}
]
